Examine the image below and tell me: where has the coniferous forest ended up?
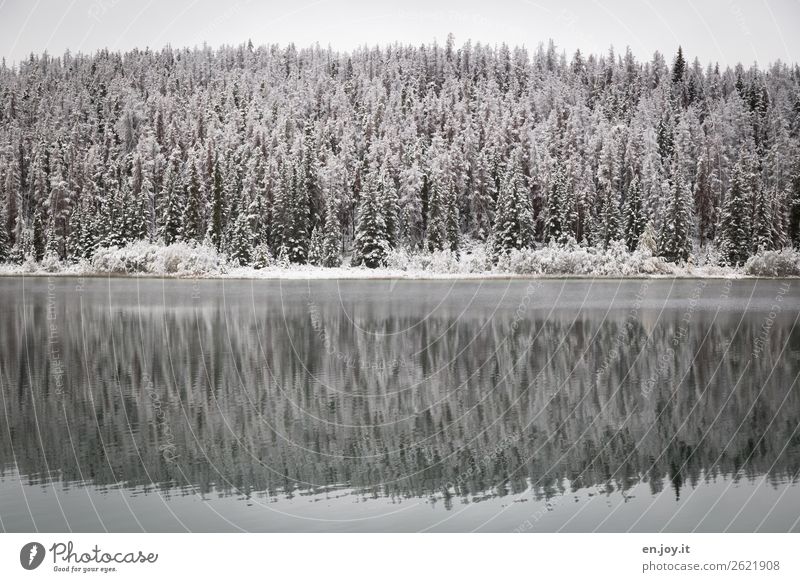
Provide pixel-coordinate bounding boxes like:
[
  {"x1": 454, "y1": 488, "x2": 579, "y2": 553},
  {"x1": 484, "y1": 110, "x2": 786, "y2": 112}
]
[{"x1": 0, "y1": 37, "x2": 798, "y2": 270}]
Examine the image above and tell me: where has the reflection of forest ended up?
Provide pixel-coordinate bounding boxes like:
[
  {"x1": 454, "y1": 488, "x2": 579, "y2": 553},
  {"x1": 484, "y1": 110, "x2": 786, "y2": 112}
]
[{"x1": 1, "y1": 281, "x2": 798, "y2": 508}]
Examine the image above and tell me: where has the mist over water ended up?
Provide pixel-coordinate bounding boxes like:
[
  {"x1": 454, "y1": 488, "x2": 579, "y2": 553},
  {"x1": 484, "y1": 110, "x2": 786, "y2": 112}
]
[{"x1": 0, "y1": 277, "x2": 798, "y2": 532}]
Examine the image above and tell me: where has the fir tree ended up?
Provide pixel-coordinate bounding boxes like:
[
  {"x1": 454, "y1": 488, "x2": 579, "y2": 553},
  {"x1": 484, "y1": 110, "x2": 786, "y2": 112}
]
[
  {"x1": 320, "y1": 192, "x2": 342, "y2": 267},
  {"x1": 492, "y1": 150, "x2": 534, "y2": 257},
  {"x1": 717, "y1": 158, "x2": 752, "y2": 266},
  {"x1": 751, "y1": 186, "x2": 773, "y2": 252},
  {"x1": 546, "y1": 165, "x2": 576, "y2": 243},
  {"x1": 160, "y1": 148, "x2": 184, "y2": 245},
  {"x1": 209, "y1": 158, "x2": 224, "y2": 250},
  {"x1": 658, "y1": 170, "x2": 693, "y2": 263},
  {"x1": 595, "y1": 134, "x2": 622, "y2": 248},
  {"x1": 183, "y1": 155, "x2": 204, "y2": 242},
  {"x1": 425, "y1": 138, "x2": 458, "y2": 252},
  {"x1": 307, "y1": 226, "x2": 323, "y2": 266},
  {"x1": 0, "y1": 202, "x2": 9, "y2": 262},
  {"x1": 638, "y1": 221, "x2": 658, "y2": 254},
  {"x1": 623, "y1": 175, "x2": 646, "y2": 251},
  {"x1": 354, "y1": 178, "x2": 388, "y2": 268},
  {"x1": 284, "y1": 160, "x2": 310, "y2": 264}
]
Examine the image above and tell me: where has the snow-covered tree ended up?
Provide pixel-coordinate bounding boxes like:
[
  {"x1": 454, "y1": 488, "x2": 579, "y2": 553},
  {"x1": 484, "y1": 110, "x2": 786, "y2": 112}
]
[
  {"x1": 658, "y1": 165, "x2": 693, "y2": 263},
  {"x1": 0, "y1": 39, "x2": 795, "y2": 270},
  {"x1": 492, "y1": 149, "x2": 534, "y2": 257},
  {"x1": 354, "y1": 176, "x2": 389, "y2": 268},
  {"x1": 717, "y1": 156, "x2": 752, "y2": 266}
]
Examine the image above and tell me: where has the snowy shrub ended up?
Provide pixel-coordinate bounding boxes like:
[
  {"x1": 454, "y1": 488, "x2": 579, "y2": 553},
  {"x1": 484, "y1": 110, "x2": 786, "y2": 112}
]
[
  {"x1": 494, "y1": 239, "x2": 674, "y2": 276},
  {"x1": 40, "y1": 252, "x2": 63, "y2": 273},
  {"x1": 91, "y1": 241, "x2": 224, "y2": 275},
  {"x1": 458, "y1": 243, "x2": 492, "y2": 273},
  {"x1": 384, "y1": 242, "x2": 491, "y2": 274},
  {"x1": 744, "y1": 248, "x2": 800, "y2": 277}
]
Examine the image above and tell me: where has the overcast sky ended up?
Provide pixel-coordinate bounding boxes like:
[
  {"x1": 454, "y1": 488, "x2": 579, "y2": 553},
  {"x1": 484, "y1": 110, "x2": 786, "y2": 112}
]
[{"x1": 1, "y1": 0, "x2": 798, "y2": 67}]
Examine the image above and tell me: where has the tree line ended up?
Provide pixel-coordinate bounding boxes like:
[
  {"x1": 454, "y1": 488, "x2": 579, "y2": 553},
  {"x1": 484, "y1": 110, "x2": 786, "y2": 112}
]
[{"x1": 0, "y1": 37, "x2": 798, "y2": 268}]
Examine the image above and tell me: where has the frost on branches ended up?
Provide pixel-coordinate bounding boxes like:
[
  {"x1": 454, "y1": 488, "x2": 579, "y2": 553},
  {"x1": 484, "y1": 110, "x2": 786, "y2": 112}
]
[{"x1": 0, "y1": 38, "x2": 799, "y2": 274}]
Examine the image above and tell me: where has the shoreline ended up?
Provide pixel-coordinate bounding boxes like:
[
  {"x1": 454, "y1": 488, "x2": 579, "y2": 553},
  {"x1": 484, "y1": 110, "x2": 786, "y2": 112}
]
[{"x1": 0, "y1": 268, "x2": 793, "y2": 281}]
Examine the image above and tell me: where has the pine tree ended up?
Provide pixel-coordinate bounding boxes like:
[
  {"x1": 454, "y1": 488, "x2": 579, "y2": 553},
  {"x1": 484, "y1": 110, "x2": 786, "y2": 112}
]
[
  {"x1": 717, "y1": 158, "x2": 752, "y2": 266},
  {"x1": 638, "y1": 221, "x2": 658, "y2": 254},
  {"x1": 0, "y1": 201, "x2": 9, "y2": 262},
  {"x1": 209, "y1": 158, "x2": 224, "y2": 250},
  {"x1": 307, "y1": 226, "x2": 323, "y2": 266},
  {"x1": 492, "y1": 150, "x2": 534, "y2": 257},
  {"x1": 693, "y1": 142, "x2": 716, "y2": 243},
  {"x1": 284, "y1": 159, "x2": 310, "y2": 264},
  {"x1": 45, "y1": 159, "x2": 71, "y2": 260},
  {"x1": 658, "y1": 169, "x2": 693, "y2": 263},
  {"x1": 751, "y1": 186, "x2": 773, "y2": 252},
  {"x1": 425, "y1": 138, "x2": 458, "y2": 252},
  {"x1": 226, "y1": 198, "x2": 252, "y2": 265},
  {"x1": 623, "y1": 174, "x2": 646, "y2": 251},
  {"x1": 159, "y1": 147, "x2": 184, "y2": 245},
  {"x1": 320, "y1": 192, "x2": 342, "y2": 267},
  {"x1": 595, "y1": 133, "x2": 622, "y2": 248},
  {"x1": 183, "y1": 154, "x2": 204, "y2": 242},
  {"x1": 354, "y1": 178, "x2": 388, "y2": 268},
  {"x1": 545, "y1": 165, "x2": 575, "y2": 243}
]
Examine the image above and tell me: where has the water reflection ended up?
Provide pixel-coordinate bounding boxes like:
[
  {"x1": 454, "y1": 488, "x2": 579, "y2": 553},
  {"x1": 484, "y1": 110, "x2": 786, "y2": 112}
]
[{"x1": 0, "y1": 278, "x2": 798, "y2": 531}]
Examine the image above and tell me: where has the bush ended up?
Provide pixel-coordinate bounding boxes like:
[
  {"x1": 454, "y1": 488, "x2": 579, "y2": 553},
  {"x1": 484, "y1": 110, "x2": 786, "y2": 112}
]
[
  {"x1": 384, "y1": 242, "x2": 491, "y2": 274},
  {"x1": 744, "y1": 248, "x2": 800, "y2": 277},
  {"x1": 91, "y1": 241, "x2": 224, "y2": 275},
  {"x1": 495, "y1": 239, "x2": 673, "y2": 276}
]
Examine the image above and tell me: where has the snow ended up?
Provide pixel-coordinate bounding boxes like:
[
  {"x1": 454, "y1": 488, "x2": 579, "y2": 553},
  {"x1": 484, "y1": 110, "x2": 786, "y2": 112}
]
[{"x1": 1, "y1": 240, "x2": 795, "y2": 279}]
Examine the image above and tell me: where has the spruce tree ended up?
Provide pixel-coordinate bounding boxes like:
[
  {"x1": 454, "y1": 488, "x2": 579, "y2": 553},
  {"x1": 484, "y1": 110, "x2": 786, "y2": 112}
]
[
  {"x1": 717, "y1": 158, "x2": 752, "y2": 266},
  {"x1": 545, "y1": 170, "x2": 564, "y2": 243},
  {"x1": 209, "y1": 158, "x2": 224, "y2": 250},
  {"x1": 492, "y1": 150, "x2": 534, "y2": 257},
  {"x1": 595, "y1": 135, "x2": 622, "y2": 248},
  {"x1": 284, "y1": 160, "x2": 310, "y2": 264},
  {"x1": 183, "y1": 156, "x2": 203, "y2": 242},
  {"x1": 307, "y1": 225, "x2": 323, "y2": 266},
  {"x1": 0, "y1": 202, "x2": 9, "y2": 262},
  {"x1": 623, "y1": 174, "x2": 646, "y2": 251},
  {"x1": 160, "y1": 148, "x2": 184, "y2": 245},
  {"x1": 320, "y1": 193, "x2": 342, "y2": 267},
  {"x1": 658, "y1": 170, "x2": 693, "y2": 263},
  {"x1": 751, "y1": 186, "x2": 773, "y2": 252},
  {"x1": 354, "y1": 179, "x2": 388, "y2": 268}
]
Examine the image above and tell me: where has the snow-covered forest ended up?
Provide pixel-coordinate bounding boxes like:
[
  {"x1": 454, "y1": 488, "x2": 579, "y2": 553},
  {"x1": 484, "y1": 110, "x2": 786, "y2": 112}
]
[{"x1": 0, "y1": 37, "x2": 798, "y2": 272}]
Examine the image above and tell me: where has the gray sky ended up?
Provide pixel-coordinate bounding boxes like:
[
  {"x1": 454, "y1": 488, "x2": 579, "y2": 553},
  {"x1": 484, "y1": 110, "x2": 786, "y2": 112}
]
[{"x1": 1, "y1": 0, "x2": 798, "y2": 67}]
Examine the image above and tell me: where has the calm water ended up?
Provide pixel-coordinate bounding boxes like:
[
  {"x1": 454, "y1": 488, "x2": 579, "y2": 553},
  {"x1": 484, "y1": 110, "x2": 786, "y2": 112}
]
[{"x1": 0, "y1": 276, "x2": 798, "y2": 532}]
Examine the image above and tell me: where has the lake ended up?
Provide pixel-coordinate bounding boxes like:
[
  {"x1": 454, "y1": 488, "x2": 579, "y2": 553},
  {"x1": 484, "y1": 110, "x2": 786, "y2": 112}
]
[{"x1": 0, "y1": 276, "x2": 798, "y2": 532}]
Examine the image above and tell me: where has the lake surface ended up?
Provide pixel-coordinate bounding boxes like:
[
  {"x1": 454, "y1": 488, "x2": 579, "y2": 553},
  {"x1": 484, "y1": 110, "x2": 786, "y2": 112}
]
[{"x1": 0, "y1": 276, "x2": 798, "y2": 532}]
